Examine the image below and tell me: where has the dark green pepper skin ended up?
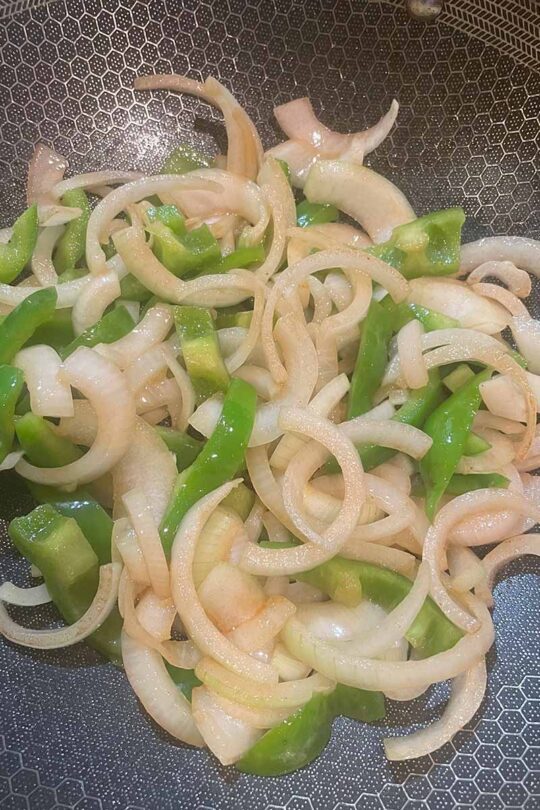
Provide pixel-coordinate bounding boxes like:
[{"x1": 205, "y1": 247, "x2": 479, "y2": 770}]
[
  {"x1": 59, "y1": 305, "x2": 135, "y2": 359},
  {"x1": 296, "y1": 200, "x2": 339, "y2": 228},
  {"x1": 160, "y1": 144, "x2": 213, "y2": 174},
  {"x1": 420, "y1": 368, "x2": 492, "y2": 519},
  {"x1": 0, "y1": 288, "x2": 57, "y2": 365},
  {"x1": 412, "y1": 472, "x2": 509, "y2": 498},
  {"x1": 348, "y1": 299, "x2": 394, "y2": 419},
  {"x1": 160, "y1": 378, "x2": 257, "y2": 557},
  {"x1": 15, "y1": 413, "x2": 82, "y2": 468},
  {"x1": 53, "y1": 189, "x2": 91, "y2": 274},
  {"x1": 154, "y1": 426, "x2": 203, "y2": 472},
  {"x1": 165, "y1": 662, "x2": 202, "y2": 702},
  {"x1": 0, "y1": 365, "x2": 24, "y2": 463},
  {"x1": 237, "y1": 686, "x2": 385, "y2": 776},
  {"x1": 0, "y1": 205, "x2": 38, "y2": 283}
]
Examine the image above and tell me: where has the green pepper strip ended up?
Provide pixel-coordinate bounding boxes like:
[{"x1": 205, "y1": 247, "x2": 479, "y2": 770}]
[
  {"x1": 0, "y1": 288, "x2": 57, "y2": 365},
  {"x1": 237, "y1": 685, "x2": 385, "y2": 776},
  {"x1": 0, "y1": 365, "x2": 24, "y2": 463},
  {"x1": 119, "y1": 274, "x2": 152, "y2": 303},
  {"x1": 347, "y1": 299, "x2": 394, "y2": 419},
  {"x1": 53, "y1": 189, "x2": 91, "y2": 274},
  {"x1": 24, "y1": 308, "x2": 75, "y2": 350},
  {"x1": 194, "y1": 244, "x2": 266, "y2": 277},
  {"x1": 464, "y1": 432, "x2": 491, "y2": 456},
  {"x1": 59, "y1": 305, "x2": 135, "y2": 359},
  {"x1": 296, "y1": 200, "x2": 339, "y2": 228},
  {"x1": 15, "y1": 413, "x2": 82, "y2": 468},
  {"x1": 155, "y1": 426, "x2": 204, "y2": 472},
  {"x1": 28, "y1": 483, "x2": 113, "y2": 567},
  {"x1": 146, "y1": 204, "x2": 186, "y2": 236},
  {"x1": 420, "y1": 368, "x2": 492, "y2": 519},
  {"x1": 160, "y1": 378, "x2": 257, "y2": 557},
  {"x1": 9, "y1": 505, "x2": 122, "y2": 664},
  {"x1": 215, "y1": 310, "x2": 253, "y2": 329},
  {"x1": 160, "y1": 144, "x2": 213, "y2": 174},
  {"x1": 221, "y1": 482, "x2": 255, "y2": 522},
  {"x1": 0, "y1": 205, "x2": 38, "y2": 283},
  {"x1": 385, "y1": 299, "x2": 460, "y2": 332},
  {"x1": 369, "y1": 208, "x2": 465, "y2": 279},
  {"x1": 174, "y1": 305, "x2": 230, "y2": 402},
  {"x1": 148, "y1": 219, "x2": 221, "y2": 278},
  {"x1": 412, "y1": 472, "x2": 509, "y2": 498},
  {"x1": 166, "y1": 661, "x2": 202, "y2": 701}
]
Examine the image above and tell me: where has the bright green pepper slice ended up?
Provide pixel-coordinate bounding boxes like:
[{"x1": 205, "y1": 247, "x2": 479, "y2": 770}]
[
  {"x1": 119, "y1": 273, "x2": 153, "y2": 303},
  {"x1": 165, "y1": 661, "x2": 202, "y2": 702},
  {"x1": 369, "y1": 208, "x2": 465, "y2": 279},
  {"x1": 146, "y1": 204, "x2": 186, "y2": 236},
  {"x1": 0, "y1": 205, "x2": 38, "y2": 283},
  {"x1": 215, "y1": 310, "x2": 253, "y2": 329},
  {"x1": 464, "y1": 432, "x2": 491, "y2": 456},
  {"x1": 348, "y1": 299, "x2": 394, "y2": 419},
  {"x1": 15, "y1": 413, "x2": 82, "y2": 468},
  {"x1": 24, "y1": 308, "x2": 75, "y2": 350},
  {"x1": 160, "y1": 378, "x2": 257, "y2": 557},
  {"x1": 148, "y1": 218, "x2": 221, "y2": 277},
  {"x1": 0, "y1": 365, "x2": 24, "y2": 463},
  {"x1": 59, "y1": 305, "x2": 135, "y2": 359},
  {"x1": 296, "y1": 200, "x2": 339, "y2": 228},
  {"x1": 412, "y1": 472, "x2": 509, "y2": 498},
  {"x1": 154, "y1": 426, "x2": 204, "y2": 472},
  {"x1": 0, "y1": 288, "x2": 57, "y2": 365},
  {"x1": 174, "y1": 306, "x2": 230, "y2": 401},
  {"x1": 194, "y1": 244, "x2": 266, "y2": 277},
  {"x1": 9, "y1": 505, "x2": 122, "y2": 664},
  {"x1": 386, "y1": 299, "x2": 460, "y2": 332},
  {"x1": 420, "y1": 368, "x2": 492, "y2": 519},
  {"x1": 53, "y1": 189, "x2": 91, "y2": 274},
  {"x1": 160, "y1": 144, "x2": 213, "y2": 174}
]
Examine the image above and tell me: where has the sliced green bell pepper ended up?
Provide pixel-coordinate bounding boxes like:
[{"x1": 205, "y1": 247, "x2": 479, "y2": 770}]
[
  {"x1": 146, "y1": 204, "x2": 186, "y2": 236},
  {"x1": 0, "y1": 205, "x2": 38, "y2": 283},
  {"x1": 160, "y1": 378, "x2": 257, "y2": 557},
  {"x1": 160, "y1": 144, "x2": 213, "y2": 174},
  {"x1": 165, "y1": 661, "x2": 202, "y2": 702},
  {"x1": 296, "y1": 200, "x2": 339, "y2": 229},
  {"x1": 463, "y1": 432, "x2": 491, "y2": 456},
  {"x1": 194, "y1": 243, "x2": 266, "y2": 277},
  {"x1": 25, "y1": 308, "x2": 75, "y2": 350},
  {"x1": 154, "y1": 426, "x2": 204, "y2": 471},
  {"x1": 149, "y1": 218, "x2": 220, "y2": 277},
  {"x1": 412, "y1": 472, "x2": 509, "y2": 498},
  {"x1": 59, "y1": 304, "x2": 135, "y2": 359},
  {"x1": 174, "y1": 305, "x2": 230, "y2": 401},
  {"x1": 0, "y1": 365, "x2": 24, "y2": 463},
  {"x1": 386, "y1": 299, "x2": 460, "y2": 332},
  {"x1": 215, "y1": 310, "x2": 253, "y2": 329},
  {"x1": 0, "y1": 288, "x2": 57, "y2": 365},
  {"x1": 15, "y1": 413, "x2": 82, "y2": 468},
  {"x1": 119, "y1": 273, "x2": 153, "y2": 303},
  {"x1": 348, "y1": 299, "x2": 394, "y2": 419},
  {"x1": 53, "y1": 189, "x2": 91, "y2": 274},
  {"x1": 221, "y1": 481, "x2": 255, "y2": 522}
]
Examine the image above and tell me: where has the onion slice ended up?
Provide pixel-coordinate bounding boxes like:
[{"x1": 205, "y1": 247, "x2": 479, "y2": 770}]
[
  {"x1": 123, "y1": 488, "x2": 171, "y2": 599},
  {"x1": 14, "y1": 345, "x2": 73, "y2": 418},
  {"x1": 72, "y1": 271, "x2": 121, "y2": 336},
  {"x1": 0, "y1": 582, "x2": 51, "y2": 607},
  {"x1": 191, "y1": 686, "x2": 262, "y2": 764},
  {"x1": 475, "y1": 534, "x2": 540, "y2": 607},
  {"x1": 0, "y1": 563, "x2": 121, "y2": 649}
]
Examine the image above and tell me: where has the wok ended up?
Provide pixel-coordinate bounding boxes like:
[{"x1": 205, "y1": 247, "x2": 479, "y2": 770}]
[{"x1": 0, "y1": 1, "x2": 539, "y2": 808}]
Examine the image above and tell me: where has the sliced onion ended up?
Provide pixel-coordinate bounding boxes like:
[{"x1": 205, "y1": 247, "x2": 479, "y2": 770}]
[
  {"x1": 113, "y1": 517, "x2": 149, "y2": 585},
  {"x1": 479, "y1": 375, "x2": 536, "y2": 423},
  {"x1": 31, "y1": 225, "x2": 61, "y2": 285},
  {"x1": 341, "y1": 540, "x2": 417, "y2": 577},
  {"x1": 53, "y1": 171, "x2": 143, "y2": 199},
  {"x1": 296, "y1": 600, "x2": 388, "y2": 642},
  {"x1": 211, "y1": 689, "x2": 293, "y2": 729},
  {"x1": 97, "y1": 305, "x2": 173, "y2": 369},
  {"x1": 475, "y1": 534, "x2": 540, "y2": 607},
  {"x1": 384, "y1": 659, "x2": 487, "y2": 761},
  {"x1": 193, "y1": 506, "x2": 245, "y2": 589},
  {"x1": 448, "y1": 546, "x2": 486, "y2": 593},
  {"x1": 191, "y1": 686, "x2": 262, "y2": 764},
  {"x1": 455, "y1": 428, "x2": 516, "y2": 474},
  {"x1": 407, "y1": 277, "x2": 509, "y2": 334},
  {"x1": 423, "y1": 489, "x2": 540, "y2": 631},
  {"x1": 56, "y1": 399, "x2": 97, "y2": 446},
  {"x1": 123, "y1": 488, "x2": 170, "y2": 599},
  {"x1": 255, "y1": 157, "x2": 296, "y2": 282},
  {"x1": 121, "y1": 631, "x2": 203, "y2": 746},
  {"x1": 474, "y1": 411, "x2": 526, "y2": 436},
  {"x1": 0, "y1": 581, "x2": 51, "y2": 606},
  {"x1": 516, "y1": 424, "x2": 540, "y2": 472},
  {"x1": 460, "y1": 236, "x2": 540, "y2": 278},
  {"x1": 397, "y1": 319, "x2": 428, "y2": 390},
  {"x1": 159, "y1": 343, "x2": 195, "y2": 431},
  {"x1": 304, "y1": 160, "x2": 415, "y2": 243},
  {"x1": 14, "y1": 345, "x2": 73, "y2": 418},
  {"x1": 471, "y1": 282, "x2": 529, "y2": 318},
  {"x1": 234, "y1": 365, "x2": 279, "y2": 401},
  {"x1": 27, "y1": 143, "x2": 67, "y2": 207},
  {"x1": 0, "y1": 275, "x2": 90, "y2": 310},
  {"x1": 228, "y1": 596, "x2": 296, "y2": 653},
  {"x1": 341, "y1": 418, "x2": 432, "y2": 460},
  {"x1": 72, "y1": 271, "x2": 121, "y2": 335},
  {"x1": 16, "y1": 347, "x2": 136, "y2": 487},
  {"x1": 511, "y1": 315, "x2": 540, "y2": 374},
  {"x1": 195, "y1": 656, "x2": 332, "y2": 709},
  {"x1": 282, "y1": 593, "x2": 493, "y2": 692},
  {"x1": 0, "y1": 451, "x2": 25, "y2": 472},
  {"x1": 466, "y1": 260, "x2": 531, "y2": 297},
  {"x1": 0, "y1": 563, "x2": 121, "y2": 649},
  {"x1": 197, "y1": 562, "x2": 265, "y2": 633},
  {"x1": 170, "y1": 480, "x2": 279, "y2": 683},
  {"x1": 124, "y1": 346, "x2": 168, "y2": 394},
  {"x1": 135, "y1": 591, "x2": 176, "y2": 642}
]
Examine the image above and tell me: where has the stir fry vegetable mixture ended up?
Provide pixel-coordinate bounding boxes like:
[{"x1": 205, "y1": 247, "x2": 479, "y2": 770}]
[{"x1": 1, "y1": 75, "x2": 540, "y2": 774}]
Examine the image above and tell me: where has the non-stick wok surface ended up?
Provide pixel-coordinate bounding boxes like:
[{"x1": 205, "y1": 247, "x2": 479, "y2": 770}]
[{"x1": 0, "y1": 1, "x2": 539, "y2": 808}]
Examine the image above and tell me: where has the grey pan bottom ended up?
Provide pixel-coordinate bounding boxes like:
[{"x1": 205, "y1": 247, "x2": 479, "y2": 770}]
[{"x1": 0, "y1": 1, "x2": 539, "y2": 808}]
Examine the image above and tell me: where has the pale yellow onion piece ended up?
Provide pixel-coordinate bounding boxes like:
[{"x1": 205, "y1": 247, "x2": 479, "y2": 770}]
[
  {"x1": 448, "y1": 546, "x2": 486, "y2": 594},
  {"x1": 304, "y1": 160, "x2": 415, "y2": 243},
  {"x1": 233, "y1": 365, "x2": 280, "y2": 401},
  {"x1": 471, "y1": 282, "x2": 529, "y2": 318},
  {"x1": 0, "y1": 451, "x2": 24, "y2": 471},
  {"x1": 56, "y1": 399, "x2": 97, "y2": 446},
  {"x1": 0, "y1": 581, "x2": 50, "y2": 606},
  {"x1": 136, "y1": 377, "x2": 180, "y2": 415},
  {"x1": 96, "y1": 304, "x2": 173, "y2": 369},
  {"x1": 466, "y1": 260, "x2": 531, "y2": 297},
  {"x1": 192, "y1": 506, "x2": 245, "y2": 589},
  {"x1": 113, "y1": 517, "x2": 149, "y2": 585},
  {"x1": 271, "y1": 643, "x2": 312, "y2": 681},
  {"x1": 281, "y1": 593, "x2": 493, "y2": 692},
  {"x1": 0, "y1": 564, "x2": 121, "y2": 649},
  {"x1": 455, "y1": 428, "x2": 516, "y2": 474},
  {"x1": 124, "y1": 345, "x2": 168, "y2": 394},
  {"x1": 475, "y1": 534, "x2": 540, "y2": 607},
  {"x1": 170, "y1": 480, "x2": 279, "y2": 684},
  {"x1": 0, "y1": 275, "x2": 89, "y2": 310},
  {"x1": 16, "y1": 348, "x2": 136, "y2": 487},
  {"x1": 244, "y1": 499, "x2": 265, "y2": 544},
  {"x1": 516, "y1": 424, "x2": 540, "y2": 473},
  {"x1": 407, "y1": 277, "x2": 509, "y2": 335},
  {"x1": 135, "y1": 591, "x2": 176, "y2": 643},
  {"x1": 280, "y1": 407, "x2": 365, "y2": 550},
  {"x1": 31, "y1": 225, "x2": 61, "y2": 285},
  {"x1": 262, "y1": 248, "x2": 408, "y2": 383},
  {"x1": 479, "y1": 374, "x2": 540, "y2": 423},
  {"x1": 510, "y1": 315, "x2": 540, "y2": 375},
  {"x1": 52, "y1": 170, "x2": 143, "y2": 200},
  {"x1": 195, "y1": 656, "x2": 333, "y2": 709},
  {"x1": 255, "y1": 157, "x2": 296, "y2": 282},
  {"x1": 372, "y1": 457, "x2": 412, "y2": 496},
  {"x1": 112, "y1": 417, "x2": 176, "y2": 525},
  {"x1": 228, "y1": 596, "x2": 297, "y2": 653},
  {"x1": 397, "y1": 319, "x2": 428, "y2": 390},
  {"x1": 123, "y1": 488, "x2": 171, "y2": 599},
  {"x1": 308, "y1": 276, "x2": 333, "y2": 325},
  {"x1": 270, "y1": 373, "x2": 350, "y2": 471},
  {"x1": 27, "y1": 143, "x2": 67, "y2": 206},
  {"x1": 216, "y1": 325, "x2": 267, "y2": 367},
  {"x1": 341, "y1": 540, "x2": 417, "y2": 577},
  {"x1": 325, "y1": 270, "x2": 354, "y2": 310},
  {"x1": 159, "y1": 343, "x2": 195, "y2": 431},
  {"x1": 341, "y1": 418, "x2": 432, "y2": 460},
  {"x1": 14, "y1": 345, "x2": 73, "y2": 418},
  {"x1": 191, "y1": 686, "x2": 262, "y2": 764},
  {"x1": 86, "y1": 173, "x2": 221, "y2": 276},
  {"x1": 135, "y1": 74, "x2": 263, "y2": 179},
  {"x1": 266, "y1": 139, "x2": 318, "y2": 188},
  {"x1": 460, "y1": 236, "x2": 540, "y2": 278},
  {"x1": 121, "y1": 631, "x2": 203, "y2": 747},
  {"x1": 261, "y1": 510, "x2": 291, "y2": 544},
  {"x1": 423, "y1": 489, "x2": 540, "y2": 632},
  {"x1": 296, "y1": 600, "x2": 388, "y2": 643},
  {"x1": 473, "y1": 411, "x2": 525, "y2": 436},
  {"x1": 211, "y1": 690, "x2": 294, "y2": 729},
  {"x1": 72, "y1": 271, "x2": 121, "y2": 335},
  {"x1": 197, "y1": 562, "x2": 265, "y2": 633},
  {"x1": 384, "y1": 659, "x2": 487, "y2": 761}
]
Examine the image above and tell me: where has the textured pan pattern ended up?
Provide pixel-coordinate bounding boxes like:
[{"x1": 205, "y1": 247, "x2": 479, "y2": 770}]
[{"x1": 0, "y1": 1, "x2": 539, "y2": 809}]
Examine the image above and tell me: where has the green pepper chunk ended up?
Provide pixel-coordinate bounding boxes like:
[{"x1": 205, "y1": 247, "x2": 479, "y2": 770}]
[
  {"x1": 9, "y1": 505, "x2": 122, "y2": 664},
  {"x1": 296, "y1": 200, "x2": 339, "y2": 228},
  {"x1": 221, "y1": 482, "x2": 255, "y2": 521},
  {"x1": 24, "y1": 308, "x2": 75, "y2": 350},
  {"x1": 0, "y1": 288, "x2": 57, "y2": 365},
  {"x1": 148, "y1": 215, "x2": 221, "y2": 277},
  {"x1": 146, "y1": 204, "x2": 186, "y2": 236},
  {"x1": 59, "y1": 305, "x2": 135, "y2": 359},
  {"x1": 215, "y1": 310, "x2": 253, "y2": 329},
  {"x1": 154, "y1": 426, "x2": 204, "y2": 471},
  {"x1": 53, "y1": 189, "x2": 91, "y2": 274},
  {"x1": 0, "y1": 365, "x2": 24, "y2": 463},
  {"x1": 369, "y1": 208, "x2": 465, "y2": 279},
  {"x1": 165, "y1": 662, "x2": 202, "y2": 702},
  {"x1": 237, "y1": 686, "x2": 385, "y2": 776},
  {"x1": 420, "y1": 368, "x2": 492, "y2": 519},
  {"x1": 175, "y1": 306, "x2": 230, "y2": 401},
  {"x1": 386, "y1": 299, "x2": 460, "y2": 332},
  {"x1": 412, "y1": 472, "x2": 509, "y2": 498},
  {"x1": 0, "y1": 205, "x2": 38, "y2": 283},
  {"x1": 348, "y1": 299, "x2": 394, "y2": 418},
  {"x1": 194, "y1": 244, "x2": 266, "y2": 277},
  {"x1": 464, "y1": 432, "x2": 491, "y2": 456},
  {"x1": 160, "y1": 378, "x2": 257, "y2": 557},
  {"x1": 160, "y1": 144, "x2": 213, "y2": 174},
  {"x1": 15, "y1": 413, "x2": 82, "y2": 468},
  {"x1": 119, "y1": 274, "x2": 153, "y2": 303},
  {"x1": 276, "y1": 159, "x2": 291, "y2": 184}
]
